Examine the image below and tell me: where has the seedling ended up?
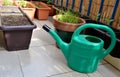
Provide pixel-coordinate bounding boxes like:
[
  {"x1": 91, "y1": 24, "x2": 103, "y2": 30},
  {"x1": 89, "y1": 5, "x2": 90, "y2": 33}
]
[
  {"x1": 47, "y1": 0, "x2": 54, "y2": 4},
  {"x1": 95, "y1": 13, "x2": 101, "y2": 20},
  {"x1": 117, "y1": 26, "x2": 120, "y2": 30},
  {"x1": 57, "y1": 10, "x2": 79, "y2": 24},
  {"x1": 3, "y1": 0, "x2": 13, "y2": 6},
  {"x1": 104, "y1": 18, "x2": 114, "y2": 23},
  {"x1": 19, "y1": 0, "x2": 27, "y2": 8}
]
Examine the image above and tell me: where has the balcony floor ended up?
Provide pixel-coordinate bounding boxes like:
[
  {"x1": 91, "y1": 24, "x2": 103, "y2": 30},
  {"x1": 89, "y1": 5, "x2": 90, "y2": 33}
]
[{"x1": 0, "y1": 17, "x2": 120, "y2": 77}]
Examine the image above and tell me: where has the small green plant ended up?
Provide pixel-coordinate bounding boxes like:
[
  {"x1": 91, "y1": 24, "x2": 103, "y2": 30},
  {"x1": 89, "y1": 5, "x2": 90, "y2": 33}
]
[
  {"x1": 117, "y1": 26, "x2": 120, "y2": 30},
  {"x1": 3, "y1": 0, "x2": 13, "y2": 6},
  {"x1": 104, "y1": 18, "x2": 114, "y2": 23},
  {"x1": 95, "y1": 14, "x2": 114, "y2": 24},
  {"x1": 19, "y1": 0, "x2": 27, "y2": 8},
  {"x1": 57, "y1": 10, "x2": 79, "y2": 24},
  {"x1": 35, "y1": 4, "x2": 43, "y2": 8},
  {"x1": 95, "y1": 13, "x2": 100, "y2": 20},
  {"x1": 47, "y1": 0, "x2": 54, "y2": 4}
]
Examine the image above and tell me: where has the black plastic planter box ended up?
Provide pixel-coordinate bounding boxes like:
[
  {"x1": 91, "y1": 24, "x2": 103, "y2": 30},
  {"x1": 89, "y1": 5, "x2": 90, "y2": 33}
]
[
  {"x1": 85, "y1": 20, "x2": 120, "y2": 58},
  {"x1": 0, "y1": 6, "x2": 36, "y2": 51}
]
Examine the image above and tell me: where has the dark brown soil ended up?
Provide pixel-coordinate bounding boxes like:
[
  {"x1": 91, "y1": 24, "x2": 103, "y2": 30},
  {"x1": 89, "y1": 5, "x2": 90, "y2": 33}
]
[{"x1": 1, "y1": 13, "x2": 31, "y2": 26}]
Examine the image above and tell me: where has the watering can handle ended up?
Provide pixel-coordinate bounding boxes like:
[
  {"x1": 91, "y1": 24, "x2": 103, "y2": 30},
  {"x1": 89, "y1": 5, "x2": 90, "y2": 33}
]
[{"x1": 72, "y1": 23, "x2": 116, "y2": 57}]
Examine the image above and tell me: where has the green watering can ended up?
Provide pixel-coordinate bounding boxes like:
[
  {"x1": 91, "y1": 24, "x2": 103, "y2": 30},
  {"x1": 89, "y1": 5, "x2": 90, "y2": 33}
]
[{"x1": 42, "y1": 23, "x2": 116, "y2": 73}]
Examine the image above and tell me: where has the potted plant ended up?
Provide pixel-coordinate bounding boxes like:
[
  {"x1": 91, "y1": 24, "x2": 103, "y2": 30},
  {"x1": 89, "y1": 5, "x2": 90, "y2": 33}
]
[
  {"x1": 2, "y1": 0, "x2": 14, "y2": 6},
  {"x1": 14, "y1": 0, "x2": 36, "y2": 20},
  {"x1": 52, "y1": 10, "x2": 86, "y2": 47},
  {"x1": 31, "y1": 1, "x2": 50, "y2": 20},
  {"x1": 45, "y1": 0, "x2": 56, "y2": 16},
  {"x1": 53, "y1": 5, "x2": 91, "y2": 23}
]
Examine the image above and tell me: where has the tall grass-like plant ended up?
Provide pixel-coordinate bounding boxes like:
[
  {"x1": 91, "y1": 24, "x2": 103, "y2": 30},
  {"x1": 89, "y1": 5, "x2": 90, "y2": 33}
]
[
  {"x1": 47, "y1": 0, "x2": 54, "y2": 4},
  {"x1": 118, "y1": 26, "x2": 120, "y2": 30},
  {"x1": 95, "y1": 13, "x2": 114, "y2": 23},
  {"x1": 57, "y1": 10, "x2": 79, "y2": 24},
  {"x1": 19, "y1": 0, "x2": 27, "y2": 8},
  {"x1": 3, "y1": 0, "x2": 13, "y2": 6}
]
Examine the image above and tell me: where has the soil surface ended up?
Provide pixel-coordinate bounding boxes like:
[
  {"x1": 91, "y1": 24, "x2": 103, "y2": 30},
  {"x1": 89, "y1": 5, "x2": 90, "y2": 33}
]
[
  {"x1": 0, "y1": 7, "x2": 21, "y2": 13},
  {"x1": 0, "y1": 6, "x2": 31, "y2": 26},
  {"x1": 1, "y1": 13, "x2": 31, "y2": 26}
]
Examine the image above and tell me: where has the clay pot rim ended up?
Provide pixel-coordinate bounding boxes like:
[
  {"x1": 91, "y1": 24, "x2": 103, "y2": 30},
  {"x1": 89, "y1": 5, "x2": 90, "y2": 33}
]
[{"x1": 52, "y1": 15, "x2": 86, "y2": 32}]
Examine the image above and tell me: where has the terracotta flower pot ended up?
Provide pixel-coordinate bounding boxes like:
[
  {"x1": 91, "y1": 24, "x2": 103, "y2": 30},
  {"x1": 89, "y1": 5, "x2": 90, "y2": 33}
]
[
  {"x1": 47, "y1": 4, "x2": 56, "y2": 16},
  {"x1": 14, "y1": 1, "x2": 36, "y2": 20},
  {"x1": 0, "y1": 0, "x2": 3, "y2": 6},
  {"x1": 52, "y1": 15, "x2": 86, "y2": 32},
  {"x1": 31, "y1": 1, "x2": 50, "y2": 20},
  {"x1": 52, "y1": 15, "x2": 86, "y2": 48}
]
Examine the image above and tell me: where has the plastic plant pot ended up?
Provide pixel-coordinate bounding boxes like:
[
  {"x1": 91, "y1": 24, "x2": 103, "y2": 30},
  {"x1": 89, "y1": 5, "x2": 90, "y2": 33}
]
[{"x1": 0, "y1": 6, "x2": 36, "y2": 51}]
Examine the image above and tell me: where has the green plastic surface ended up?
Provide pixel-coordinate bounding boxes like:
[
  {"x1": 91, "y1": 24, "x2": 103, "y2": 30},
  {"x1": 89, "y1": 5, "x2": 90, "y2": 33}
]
[{"x1": 48, "y1": 23, "x2": 116, "y2": 73}]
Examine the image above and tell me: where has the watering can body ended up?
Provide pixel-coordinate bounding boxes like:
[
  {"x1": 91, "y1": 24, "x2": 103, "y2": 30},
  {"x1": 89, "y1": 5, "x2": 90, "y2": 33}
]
[
  {"x1": 43, "y1": 23, "x2": 116, "y2": 73},
  {"x1": 68, "y1": 35, "x2": 104, "y2": 73}
]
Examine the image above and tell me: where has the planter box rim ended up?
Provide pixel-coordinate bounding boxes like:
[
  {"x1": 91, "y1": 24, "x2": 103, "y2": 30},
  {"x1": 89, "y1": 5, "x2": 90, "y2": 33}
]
[
  {"x1": 0, "y1": 25, "x2": 36, "y2": 31},
  {"x1": 0, "y1": 6, "x2": 36, "y2": 31},
  {"x1": 14, "y1": 1, "x2": 36, "y2": 8},
  {"x1": 31, "y1": 1, "x2": 51, "y2": 9}
]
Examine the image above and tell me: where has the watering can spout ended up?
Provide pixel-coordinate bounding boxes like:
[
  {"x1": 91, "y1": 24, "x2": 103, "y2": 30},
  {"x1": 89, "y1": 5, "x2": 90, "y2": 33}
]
[{"x1": 42, "y1": 24, "x2": 69, "y2": 59}]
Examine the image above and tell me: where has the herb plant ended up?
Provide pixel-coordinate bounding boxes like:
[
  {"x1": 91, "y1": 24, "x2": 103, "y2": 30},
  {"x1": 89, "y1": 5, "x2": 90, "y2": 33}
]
[
  {"x1": 35, "y1": 4, "x2": 43, "y2": 8},
  {"x1": 19, "y1": 0, "x2": 27, "y2": 8},
  {"x1": 3, "y1": 0, "x2": 13, "y2": 6},
  {"x1": 118, "y1": 26, "x2": 120, "y2": 30},
  {"x1": 47, "y1": 0, "x2": 54, "y2": 4},
  {"x1": 57, "y1": 10, "x2": 79, "y2": 24},
  {"x1": 104, "y1": 18, "x2": 114, "y2": 23}
]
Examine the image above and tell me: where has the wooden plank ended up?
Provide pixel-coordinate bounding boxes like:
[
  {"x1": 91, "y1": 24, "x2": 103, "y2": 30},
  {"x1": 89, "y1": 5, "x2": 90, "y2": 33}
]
[
  {"x1": 100, "y1": 0, "x2": 115, "y2": 25},
  {"x1": 90, "y1": 0, "x2": 101, "y2": 20}
]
